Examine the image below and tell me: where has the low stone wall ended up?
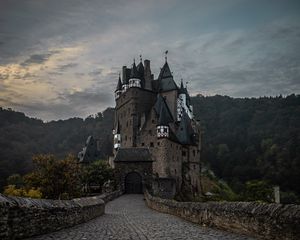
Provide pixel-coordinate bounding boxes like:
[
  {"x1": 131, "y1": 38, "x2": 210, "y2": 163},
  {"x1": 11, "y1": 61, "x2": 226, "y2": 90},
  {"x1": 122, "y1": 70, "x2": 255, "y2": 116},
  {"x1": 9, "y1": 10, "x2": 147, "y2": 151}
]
[
  {"x1": 145, "y1": 191, "x2": 300, "y2": 240},
  {"x1": 0, "y1": 190, "x2": 122, "y2": 240}
]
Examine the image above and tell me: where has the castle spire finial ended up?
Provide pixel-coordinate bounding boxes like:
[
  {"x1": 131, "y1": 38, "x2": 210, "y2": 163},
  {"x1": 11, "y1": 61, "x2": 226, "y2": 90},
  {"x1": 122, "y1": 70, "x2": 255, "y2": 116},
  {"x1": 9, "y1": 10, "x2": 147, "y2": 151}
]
[
  {"x1": 165, "y1": 50, "x2": 168, "y2": 62},
  {"x1": 140, "y1": 54, "x2": 142, "y2": 62},
  {"x1": 133, "y1": 58, "x2": 135, "y2": 64}
]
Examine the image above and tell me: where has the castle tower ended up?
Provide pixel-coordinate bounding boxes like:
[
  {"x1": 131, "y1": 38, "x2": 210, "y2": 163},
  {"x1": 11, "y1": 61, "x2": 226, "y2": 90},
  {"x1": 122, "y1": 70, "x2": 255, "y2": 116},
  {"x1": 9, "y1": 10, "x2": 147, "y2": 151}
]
[{"x1": 128, "y1": 59, "x2": 141, "y2": 88}]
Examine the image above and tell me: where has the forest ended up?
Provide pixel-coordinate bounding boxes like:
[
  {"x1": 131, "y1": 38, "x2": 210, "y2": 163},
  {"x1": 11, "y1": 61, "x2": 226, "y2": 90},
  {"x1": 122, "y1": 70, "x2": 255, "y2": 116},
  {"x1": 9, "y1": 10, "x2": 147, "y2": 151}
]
[{"x1": 0, "y1": 94, "x2": 299, "y2": 201}]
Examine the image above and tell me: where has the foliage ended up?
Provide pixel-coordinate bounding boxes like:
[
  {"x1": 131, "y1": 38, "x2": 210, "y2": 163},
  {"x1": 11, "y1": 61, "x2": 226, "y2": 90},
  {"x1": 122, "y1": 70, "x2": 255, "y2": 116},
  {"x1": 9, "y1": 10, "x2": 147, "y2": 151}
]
[
  {"x1": 4, "y1": 185, "x2": 42, "y2": 198},
  {"x1": 81, "y1": 160, "x2": 115, "y2": 193},
  {"x1": 241, "y1": 180, "x2": 273, "y2": 202},
  {"x1": 0, "y1": 107, "x2": 114, "y2": 191},
  {"x1": 24, "y1": 154, "x2": 82, "y2": 199},
  {"x1": 7, "y1": 174, "x2": 24, "y2": 188},
  {"x1": 193, "y1": 94, "x2": 300, "y2": 202},
  {"x1": 0, "y1": 95, "x2": 300, "y2": 202}
]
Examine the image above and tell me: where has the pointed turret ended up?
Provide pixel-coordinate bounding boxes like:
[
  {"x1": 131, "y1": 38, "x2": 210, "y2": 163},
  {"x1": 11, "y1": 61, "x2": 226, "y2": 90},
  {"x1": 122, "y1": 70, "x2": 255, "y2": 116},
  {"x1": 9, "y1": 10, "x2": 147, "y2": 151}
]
[
  {"x1": 129, "y1": 59, "x2": 142, "y2": 89},
  {"x1": 157, "y1": 60, "x2": 178, "y2": 92},
  {"x1": 137, "y1": 55, "x2": 145, "y2": 88},
  {"x1": 115, "y1": 74, "x2": 122, "y2": 99},
  {"x1": 176, "y1": 110, "x2": 194, "y2": 145},
  {"x1": 130, "y1": 59, "x2": 139, "y2": 79},
  {"x1": 178, "y1": 79, "x2": 186, "y2": 94}
]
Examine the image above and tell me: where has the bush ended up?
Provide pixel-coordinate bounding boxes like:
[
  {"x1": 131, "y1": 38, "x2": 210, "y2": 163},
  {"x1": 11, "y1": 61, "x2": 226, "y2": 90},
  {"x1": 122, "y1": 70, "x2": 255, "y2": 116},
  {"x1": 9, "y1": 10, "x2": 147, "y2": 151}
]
[{"x1": 4, "y1": 185, "x2": 42, "y2": 198}]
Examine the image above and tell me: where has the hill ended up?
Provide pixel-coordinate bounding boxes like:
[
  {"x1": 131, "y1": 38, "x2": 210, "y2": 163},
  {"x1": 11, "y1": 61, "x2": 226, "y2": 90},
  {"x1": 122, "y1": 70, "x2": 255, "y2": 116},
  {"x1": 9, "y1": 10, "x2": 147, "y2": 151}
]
[
  {"x1": 0, "y1": 94, "x2": 299, "y2": 198},
  {"x1": 0, "y1": 107, "x2": 114, "y2": 190}
]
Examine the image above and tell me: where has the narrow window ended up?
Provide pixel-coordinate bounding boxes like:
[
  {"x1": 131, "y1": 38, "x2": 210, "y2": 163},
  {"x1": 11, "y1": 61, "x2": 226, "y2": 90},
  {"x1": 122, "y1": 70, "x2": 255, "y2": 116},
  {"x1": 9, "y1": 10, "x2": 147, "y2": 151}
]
[{"x1": 150, "y1": 142, "x2": 154, "y2": 147}]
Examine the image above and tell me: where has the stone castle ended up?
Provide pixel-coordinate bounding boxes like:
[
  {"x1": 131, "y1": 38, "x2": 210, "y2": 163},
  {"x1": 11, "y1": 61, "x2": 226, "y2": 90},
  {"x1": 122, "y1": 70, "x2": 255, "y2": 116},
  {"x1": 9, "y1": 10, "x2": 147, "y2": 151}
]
[{"x1": 109, "y1": 55, "x2": 201, "y2": 198}]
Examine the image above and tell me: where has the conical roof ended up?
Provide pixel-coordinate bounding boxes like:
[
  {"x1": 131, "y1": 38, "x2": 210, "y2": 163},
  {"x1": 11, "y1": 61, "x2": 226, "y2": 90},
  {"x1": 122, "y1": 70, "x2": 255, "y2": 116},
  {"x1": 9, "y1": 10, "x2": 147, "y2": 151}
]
[
  {"x1": 157, "y1": 61, "x2": 178, "y2": 92},
  {"x1": 115, "y1": 74, "x2": 122, "y2": 91},
  {"x1": 159, "y1": 61, "x2": 173, "y2": 79},
  {"x1": 178, "y1": 79, "x2": 185, "y2": 94},
  {"x1": 130, "y1": 60, "x2": 139, "y2": 79},
  {"x1": 176, "y1": 109, "x2": 194, "y2": 145}
]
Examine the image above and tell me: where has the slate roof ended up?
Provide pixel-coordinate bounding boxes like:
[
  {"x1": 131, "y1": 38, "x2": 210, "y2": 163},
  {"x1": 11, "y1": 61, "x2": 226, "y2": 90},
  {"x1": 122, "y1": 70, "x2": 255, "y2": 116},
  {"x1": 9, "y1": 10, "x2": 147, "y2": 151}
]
[
  {"x1": 78, "y1": 136, "x2": 101, "y2": 163},
  {"x1": 114, "y1": 148, "x2": 153, "y2": 162},
  {"x1": 176, "y1": 110, "x2": 194, "y2": 145},
  {"x1": 116, "y1": 75, "x2": 122, "y2": 91},
  {"x1": 178, "y1": 79, "x2": 186, "y2": 95},
  {"x1": 154, "y1": 94, "x2": 173, "y2": 125},
  {"x1": 137, "y1": 61, "x2": 145, "y2": 87},
  {"x1": 157, "y1": 62, "x2": 178, "y2": 92},
  {"x1": 130, "y1": 61, "x2": 139, "y2": 79}
]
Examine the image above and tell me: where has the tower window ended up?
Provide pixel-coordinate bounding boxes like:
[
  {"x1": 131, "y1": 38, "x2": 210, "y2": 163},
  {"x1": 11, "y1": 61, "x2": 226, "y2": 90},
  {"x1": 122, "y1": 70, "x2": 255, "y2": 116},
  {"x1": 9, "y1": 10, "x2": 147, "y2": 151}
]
[
  {"x1": 193, "y1": 150, "x2": 195, "y2": 156},
  {"x1": 157, "y1": 142, "x2": 160, "y2": 146},
  {"x1": 150, "y1": 142, "x2": 154, "y2": 147},
  {"x1": 141, "y1": 142, "x2": 145, "y2": 146}
]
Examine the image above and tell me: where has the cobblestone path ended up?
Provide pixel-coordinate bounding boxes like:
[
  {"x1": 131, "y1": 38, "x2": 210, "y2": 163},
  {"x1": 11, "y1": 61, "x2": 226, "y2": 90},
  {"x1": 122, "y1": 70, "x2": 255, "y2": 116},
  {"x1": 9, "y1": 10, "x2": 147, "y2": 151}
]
[{"x1": 29, "y1": 195, "x2": 255, "y2": 240}]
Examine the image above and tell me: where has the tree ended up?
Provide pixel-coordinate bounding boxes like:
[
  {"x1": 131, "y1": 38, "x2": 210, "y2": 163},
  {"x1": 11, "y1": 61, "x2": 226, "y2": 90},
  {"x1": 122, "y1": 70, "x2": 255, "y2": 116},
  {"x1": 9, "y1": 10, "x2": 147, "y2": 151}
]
[
  {"x1": 81, "y1": 160, "x2": 114, "y2": 193},
  {"x1": 24, "y1": 154, "x2": 82, "y2": 199},
  {"x1": 7, "y1": 174, "x2": 24, "y2": 188},
  {"x1": 242, "y1": 180, "x2": 273, "y2": 202}
]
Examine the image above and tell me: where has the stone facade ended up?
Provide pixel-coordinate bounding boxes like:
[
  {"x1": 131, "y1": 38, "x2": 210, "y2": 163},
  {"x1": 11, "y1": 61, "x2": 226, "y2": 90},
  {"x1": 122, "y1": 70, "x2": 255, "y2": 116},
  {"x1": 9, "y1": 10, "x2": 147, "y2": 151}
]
[
  {"x1": 145, "y1": 191, "x2": 300, "y2": 240},
  {"x1": 0, "y1": 191, "x2": 122, "y2": 240},
  {"x1": 111, "y1": 57, "x2": 202, "y2": 197}
]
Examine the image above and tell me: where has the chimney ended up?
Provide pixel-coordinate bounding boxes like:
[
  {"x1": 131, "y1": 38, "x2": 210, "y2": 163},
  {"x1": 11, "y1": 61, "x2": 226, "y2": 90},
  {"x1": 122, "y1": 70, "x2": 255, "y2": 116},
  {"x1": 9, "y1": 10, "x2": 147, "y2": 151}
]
[{"x1": 144, "y1": 60, "x2": 152, "y2": 90}]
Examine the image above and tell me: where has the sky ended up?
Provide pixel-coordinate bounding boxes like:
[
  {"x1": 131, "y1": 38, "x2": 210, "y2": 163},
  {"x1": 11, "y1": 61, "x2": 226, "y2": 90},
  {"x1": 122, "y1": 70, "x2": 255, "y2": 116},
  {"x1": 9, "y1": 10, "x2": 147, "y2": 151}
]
[{"x1": 0, "y1": 0, "x2": 299, "y2": 120}]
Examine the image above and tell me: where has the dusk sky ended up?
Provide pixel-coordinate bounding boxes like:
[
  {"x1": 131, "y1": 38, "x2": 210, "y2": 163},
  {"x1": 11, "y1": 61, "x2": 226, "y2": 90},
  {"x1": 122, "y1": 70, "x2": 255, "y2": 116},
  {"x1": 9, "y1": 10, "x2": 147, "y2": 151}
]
[{"x1": 0, "y1": 0, "x2": 299, "y2": 120}]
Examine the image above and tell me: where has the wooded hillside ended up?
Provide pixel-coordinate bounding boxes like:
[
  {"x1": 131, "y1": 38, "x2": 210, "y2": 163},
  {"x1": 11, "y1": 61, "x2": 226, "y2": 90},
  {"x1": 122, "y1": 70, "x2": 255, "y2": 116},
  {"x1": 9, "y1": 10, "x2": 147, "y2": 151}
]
[{"x1": 1, "y1": 94, "x2": 299, "y2": 199}]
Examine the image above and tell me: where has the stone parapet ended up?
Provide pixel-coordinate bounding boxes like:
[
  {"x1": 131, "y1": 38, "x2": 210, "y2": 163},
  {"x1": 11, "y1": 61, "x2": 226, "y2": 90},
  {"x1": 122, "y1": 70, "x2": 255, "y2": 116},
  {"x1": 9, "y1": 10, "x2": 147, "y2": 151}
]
[
  {"x1": 0, "y1": 190, "x2": 122, "y2": 239},
  {"x1": 145, "y1": 191, "x2": 300, "y2": 240}
]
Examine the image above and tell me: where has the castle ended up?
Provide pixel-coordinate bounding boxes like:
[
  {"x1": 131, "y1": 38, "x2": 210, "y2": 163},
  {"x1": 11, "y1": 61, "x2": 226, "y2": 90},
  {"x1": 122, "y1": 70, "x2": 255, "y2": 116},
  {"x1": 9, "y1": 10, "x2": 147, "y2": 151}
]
[{"x1": 110, "y1": 55, "x2": 201, "y2": 198}]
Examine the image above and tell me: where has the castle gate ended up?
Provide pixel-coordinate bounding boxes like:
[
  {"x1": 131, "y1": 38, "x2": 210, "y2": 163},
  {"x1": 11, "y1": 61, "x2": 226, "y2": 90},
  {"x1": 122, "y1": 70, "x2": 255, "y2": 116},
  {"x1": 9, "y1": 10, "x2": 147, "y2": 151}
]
[{"x1": 125, "y1": 172, "x2": 142, "y2": 194}]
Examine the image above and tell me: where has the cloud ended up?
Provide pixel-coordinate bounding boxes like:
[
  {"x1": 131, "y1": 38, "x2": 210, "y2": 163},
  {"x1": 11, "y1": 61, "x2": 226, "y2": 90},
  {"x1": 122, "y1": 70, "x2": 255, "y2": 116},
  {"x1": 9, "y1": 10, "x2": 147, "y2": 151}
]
[{"x1": 0, "y1": 0, "x2": 299, "y2": 120}]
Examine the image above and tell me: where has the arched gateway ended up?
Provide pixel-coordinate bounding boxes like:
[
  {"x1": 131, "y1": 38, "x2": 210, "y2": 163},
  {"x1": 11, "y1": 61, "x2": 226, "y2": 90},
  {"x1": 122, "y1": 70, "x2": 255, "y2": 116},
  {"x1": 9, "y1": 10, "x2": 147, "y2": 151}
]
[{"x1": 125, "y1": 172, "x2": 142, "y2": 194}]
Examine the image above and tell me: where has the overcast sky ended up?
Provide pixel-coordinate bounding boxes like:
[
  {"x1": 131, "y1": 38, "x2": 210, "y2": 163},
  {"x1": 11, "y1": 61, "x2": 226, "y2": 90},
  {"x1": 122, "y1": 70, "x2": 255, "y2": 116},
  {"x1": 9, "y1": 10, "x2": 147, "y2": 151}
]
[{"x1": 0, "y1": 0, "x2": 299, "y2": 120}]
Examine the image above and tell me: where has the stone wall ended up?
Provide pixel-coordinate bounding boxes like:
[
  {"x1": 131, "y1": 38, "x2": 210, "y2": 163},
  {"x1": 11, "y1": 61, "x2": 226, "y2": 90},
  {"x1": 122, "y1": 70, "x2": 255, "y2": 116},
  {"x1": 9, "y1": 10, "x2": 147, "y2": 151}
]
[
  {"x1": 0, "y1": 190, "x2": 122, "y2": 240},
  {"x1": 145, "y1": 191, "x2": 300, "y2": 240}
]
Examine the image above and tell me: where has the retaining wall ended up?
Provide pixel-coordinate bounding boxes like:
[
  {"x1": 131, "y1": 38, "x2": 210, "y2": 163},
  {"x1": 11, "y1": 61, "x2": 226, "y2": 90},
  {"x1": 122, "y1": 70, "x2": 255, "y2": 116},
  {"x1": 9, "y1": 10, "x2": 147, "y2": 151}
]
[
  {"x1": 145, "y1": 191, "x2": 300, "y2": 240},
  {"x1": 0, "y1": 190, "x2": 122, "y2": 240}
]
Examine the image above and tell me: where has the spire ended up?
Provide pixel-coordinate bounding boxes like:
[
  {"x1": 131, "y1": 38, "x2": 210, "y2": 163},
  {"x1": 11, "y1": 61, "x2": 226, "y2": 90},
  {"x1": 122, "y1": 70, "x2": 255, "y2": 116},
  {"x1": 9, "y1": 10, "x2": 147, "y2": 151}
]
[
  {"x1": 137, "y1": 55, "x2": 144, "y2": 75},
  {"x1": 158, "y1": 61, "x2": 172, "y2": 80},
  {"x1": 115, "y1": 73, "x2": 122, "y2": 91},
  {"x1": 178, "y1": 79, "x2": 185, "y2": 94},
  {"x1": 176, "y1": 109, "x2": 193, "y2": 145},
  {"x1": 165, "y1": 50, "x2": 168, "y2": 63},
  {"x1": 130, "y1": 59, "x2": 139, "y2": 79}
]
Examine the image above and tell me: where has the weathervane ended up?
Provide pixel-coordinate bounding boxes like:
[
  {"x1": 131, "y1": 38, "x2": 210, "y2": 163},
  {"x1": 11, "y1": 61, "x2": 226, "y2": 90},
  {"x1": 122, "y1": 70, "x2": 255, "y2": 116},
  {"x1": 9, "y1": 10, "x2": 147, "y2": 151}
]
[
  {"x1": 165, "y1": 50, "x2": 168, "y2": 62},
  {"x1": 140, "y1": 54, "x2": 142, "y2": 62}
]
